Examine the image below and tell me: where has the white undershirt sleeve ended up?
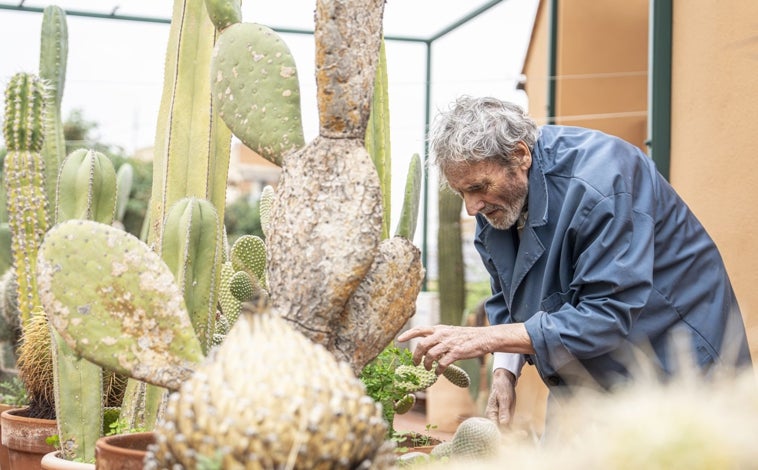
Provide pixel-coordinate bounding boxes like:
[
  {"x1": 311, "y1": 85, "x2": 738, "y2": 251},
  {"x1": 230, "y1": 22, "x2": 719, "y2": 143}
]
[{"x1": 492, "y1": 352, "x2": 526, "y2": 378}]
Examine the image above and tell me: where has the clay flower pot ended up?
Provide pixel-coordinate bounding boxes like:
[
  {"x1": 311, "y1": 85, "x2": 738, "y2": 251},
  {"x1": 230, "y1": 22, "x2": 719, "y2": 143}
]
[
  {"x1": 0, "y1": 407, "x2": 57, "y2": 470},
  {"x1": 40, "y1": 450, "x2": 94, "y2": 469},
  {"x1": 94, "y1": 432, "x2": 155, "y2": 470},
  {"x1": 0, "y1": 403, "x2": 20, "y2": 469}
]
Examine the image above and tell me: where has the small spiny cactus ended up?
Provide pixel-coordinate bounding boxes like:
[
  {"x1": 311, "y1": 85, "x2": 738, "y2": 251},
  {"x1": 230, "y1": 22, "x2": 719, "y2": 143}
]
[{"x1": 430, "y1": 417, "x2": 502, "y2": 460}]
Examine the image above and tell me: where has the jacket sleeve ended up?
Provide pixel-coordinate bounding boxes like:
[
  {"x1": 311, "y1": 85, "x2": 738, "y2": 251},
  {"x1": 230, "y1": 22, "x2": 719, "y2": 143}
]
[{"x1": 524, "y1": 192, "x2": 656, "y2": 378}]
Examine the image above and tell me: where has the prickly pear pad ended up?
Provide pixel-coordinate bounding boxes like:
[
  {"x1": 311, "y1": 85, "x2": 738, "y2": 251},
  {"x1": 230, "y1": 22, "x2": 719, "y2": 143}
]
[
  {"x1": 36, "y1": 220, "x2": 204, "y2": 391},
  {"x1": 211, "y1": 22, "x2": 304, "y2": 166}
]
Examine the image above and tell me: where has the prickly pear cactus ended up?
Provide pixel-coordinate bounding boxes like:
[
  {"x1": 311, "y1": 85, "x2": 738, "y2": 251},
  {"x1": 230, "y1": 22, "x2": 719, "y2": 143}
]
[
  {"x1": 208, "y1": 5, "x2": 304, "y2": 166},
  {"x1": 147, "y1": 307, "x2": 395, "y2": 469},
  {"x1": 36, "y1": 220, "x2": 204, "y2": 391}
]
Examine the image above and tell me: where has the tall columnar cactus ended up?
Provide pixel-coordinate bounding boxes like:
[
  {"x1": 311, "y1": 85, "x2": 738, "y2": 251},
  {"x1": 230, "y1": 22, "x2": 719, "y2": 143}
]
[
  {"x1": 147, "y1": 0, "x2": 232, "y2": 250},
  {"x1": 50, "y1": 148, "x2": 117, "y2": 462},
  {"x1": 366, "y1": 40, "x2": 392, "y2": 240},
  {"x1": 38, "y1": 5, "x2": 68, "y2": 223},
  {"x1": 161, "y1": 197, "x2": 221, "y2": 355},
  {"x1": 2, "y1": 72, "x2": 48, "y2": 328}
]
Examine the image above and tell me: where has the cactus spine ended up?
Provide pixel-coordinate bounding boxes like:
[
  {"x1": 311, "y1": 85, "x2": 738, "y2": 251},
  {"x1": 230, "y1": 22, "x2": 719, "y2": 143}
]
[{"x1": 38, "y1": 5, "x2": 68, "y2": 223}]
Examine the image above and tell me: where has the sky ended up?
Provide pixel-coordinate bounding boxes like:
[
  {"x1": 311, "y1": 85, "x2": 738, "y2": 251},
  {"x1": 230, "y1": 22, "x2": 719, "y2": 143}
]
[{"x1": 0, "y1": 0, "x2": 539, "y2": 279}]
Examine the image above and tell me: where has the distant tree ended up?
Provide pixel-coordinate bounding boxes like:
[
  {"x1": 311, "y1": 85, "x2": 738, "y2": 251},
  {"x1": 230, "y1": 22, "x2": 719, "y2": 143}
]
[{"x1": 224, "y1": 196, "x2": 264, "y2": 244}]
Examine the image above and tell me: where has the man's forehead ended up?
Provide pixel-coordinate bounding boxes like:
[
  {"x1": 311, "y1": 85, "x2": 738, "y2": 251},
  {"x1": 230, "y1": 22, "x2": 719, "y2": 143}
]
[{"x1": 445, "y1": 160, "x2": 499, "y2": 187}]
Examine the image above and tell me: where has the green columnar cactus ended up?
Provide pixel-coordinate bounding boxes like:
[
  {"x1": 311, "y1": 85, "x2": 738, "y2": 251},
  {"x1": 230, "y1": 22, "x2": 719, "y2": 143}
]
[
  {"x1": 147, "y1": 0, "x2": 232, "y2": 250},
  {"x1": 2, "y1": 72, "x2": 48, "y2": 327},
  {"x1": 395, "y1": 153, "x2": 422, "y2": 240},
  {"x1": 55, "y1": 148, "x2": 117, "y2": 224},
  {"x1": 114, "y1": 162, "x2": 134, "y2": 227},
  {"x1": 366, "y1": 40, "x2": 392, "y2": 240},
  {"x1": 147, "y1": 308, "x2": 395, "y2": 469},
  {"x1": 38, "y1": 5, "x2": 68, "y2": 223},
  {"x1": 0, "y1": 269, "x2": 20, "y2": 379},
  {"x1": 161, "y1": 197, "x2": 221, "y2": 355},
  {"x1": 50, "y1": 148, "x2": 118, "y2": 462},
  {"x1": 37, "y1": 220, "x2": 204, "y2": 392}
]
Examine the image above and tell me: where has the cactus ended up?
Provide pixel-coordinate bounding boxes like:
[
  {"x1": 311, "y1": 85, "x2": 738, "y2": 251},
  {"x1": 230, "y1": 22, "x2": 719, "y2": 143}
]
[
  {"x1": 0, "y1": 269, "x2": 20, "y2": 379},
  {"x1": 146, "y1": 307, "x2": 395, "y2": 469},
  {"x1": 366, "y1": 40, "x2": 392, "y2": 240},
  {"x1": 258, "y1": 184, "x2": 275, "y2": 238},
  {"x1": 3, "y1": 72, "x2": 49, "y2": 327},
  {"x1": 432, "y1": 417, "x2": 501, "y2": 460},
  {"x1": 114, "y1": 162, "x2": 134, "y2": 227},
  {"x1": 206, "y1": 0, "x2": 304, "y2": 166},
  {"x1": 395, "y1": 153, "x2": 422, "y2": 240},
  {"x1": 161, "y1": 197, "x2": 221, "y2": 355},
  {"x1": 49, "y1": 147, "x2": 118, "y2": 462},
  {"x1": 55, "y1": 148, "x2": 117, "y2": 224},
  {"x1": 16, "y1": 307, "x2": 53, "y2": 417},
  {"x1": 38, "y1": 5, "x2": 68, "y2": 223},
  {"x1": 37, "y1": 220, "x2": 204, "y2": 392},
  {"x1": 147, "y1": 0, "x2": 232, "y2": 252}
]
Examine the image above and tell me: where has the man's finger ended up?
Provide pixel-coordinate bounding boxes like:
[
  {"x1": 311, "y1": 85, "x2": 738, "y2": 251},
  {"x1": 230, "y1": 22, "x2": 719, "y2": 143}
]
[{"x1": 397, "y1": 326, "x2": 434, "y2": 343}]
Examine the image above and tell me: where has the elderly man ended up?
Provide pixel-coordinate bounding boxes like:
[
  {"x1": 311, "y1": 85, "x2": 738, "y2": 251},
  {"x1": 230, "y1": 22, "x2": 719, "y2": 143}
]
[{"x1": 398, "y1": 96, "x2": 752, "y2": 429}]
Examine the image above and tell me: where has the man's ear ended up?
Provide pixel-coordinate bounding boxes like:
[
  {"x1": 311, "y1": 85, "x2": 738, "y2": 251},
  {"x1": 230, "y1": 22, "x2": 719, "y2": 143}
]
[{"x1": 516, "y1": 141, "x2": 532, "y2": 169}]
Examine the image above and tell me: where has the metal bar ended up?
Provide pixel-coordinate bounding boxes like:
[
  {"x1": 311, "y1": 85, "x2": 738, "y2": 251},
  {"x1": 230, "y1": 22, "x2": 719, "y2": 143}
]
[
  {"x1": 547, "y1": 0, "x2": 558, "y2": 124},
  {"x1": 428, "y1": 0, "x2": 504, "y2": 42},
  {"x1": 421, "y1": 39, "x2": 432, "y2": 291},
  {"x1": 0, "y1": 3, "x2": 430, "y2": 42},
  {"x1": 647, "y1": 0, "x2": 672, "y2": 180}
]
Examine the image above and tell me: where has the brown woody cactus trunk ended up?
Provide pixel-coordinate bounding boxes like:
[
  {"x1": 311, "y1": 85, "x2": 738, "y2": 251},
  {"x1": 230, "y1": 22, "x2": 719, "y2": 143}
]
[{"x1": 267, "y1": 0, "x2": 423, "y2": 374}]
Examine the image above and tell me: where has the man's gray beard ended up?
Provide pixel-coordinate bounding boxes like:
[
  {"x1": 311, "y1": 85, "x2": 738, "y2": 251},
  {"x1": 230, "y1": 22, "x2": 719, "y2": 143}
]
[{"x1": 485, "y1": 195, "x2": 527, "y2": 230}]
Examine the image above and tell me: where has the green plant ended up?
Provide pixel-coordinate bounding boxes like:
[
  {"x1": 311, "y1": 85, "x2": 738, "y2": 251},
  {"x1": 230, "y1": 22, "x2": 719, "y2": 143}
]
[
  {"x1": 0, "y1": 376, "x2": 28, "y2": 406},
  {"x1": 360, "y1": 343, "x2": 471, "y2": 439}
]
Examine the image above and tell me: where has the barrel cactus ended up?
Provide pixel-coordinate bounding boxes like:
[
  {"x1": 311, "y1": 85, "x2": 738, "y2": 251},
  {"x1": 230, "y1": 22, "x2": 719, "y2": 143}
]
[
  {"x1": 147, "y1": 307, "x2": 395, "y2": 469},
  {"x1": 430, "y1": 417, "x2": 502, "y2": 460}
]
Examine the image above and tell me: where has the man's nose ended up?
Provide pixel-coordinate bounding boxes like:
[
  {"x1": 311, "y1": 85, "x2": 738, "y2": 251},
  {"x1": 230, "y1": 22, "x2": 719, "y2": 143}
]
[{"x1": 463, "y1": 195, "x2": 484, "y2": 216}]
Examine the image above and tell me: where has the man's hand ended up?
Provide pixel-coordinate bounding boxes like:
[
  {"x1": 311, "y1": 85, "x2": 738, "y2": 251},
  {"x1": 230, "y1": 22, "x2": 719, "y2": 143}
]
[
  {"x1": 396, "y1": 323, "x2": 535, "y2": 374},
  {"x1": 486, "y1": 368, "x2": 518, "y2": 429},
  {"x1": 397, "y1": 324, "x2": 496, "y2": 373}
]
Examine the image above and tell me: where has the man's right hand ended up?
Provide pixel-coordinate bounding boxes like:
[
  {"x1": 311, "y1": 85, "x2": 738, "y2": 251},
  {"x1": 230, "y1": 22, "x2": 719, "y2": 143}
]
[{"x1": 485, "y1": 368, "x2": 518, "y2": 429}]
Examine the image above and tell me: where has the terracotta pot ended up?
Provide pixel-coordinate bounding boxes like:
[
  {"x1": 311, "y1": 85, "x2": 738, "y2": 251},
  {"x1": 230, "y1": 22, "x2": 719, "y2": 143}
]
[
  {"x1": 0, "y1": 403, "x2": 20, "y2": 470},
  {"x1": 94, "y1": 432, "x2": 154, "y2": 470},
  {"x1": 40, "y1": 451, "x2": 95, "y2": 469},
  {"x1": 0, "y1": 407, "x2": 57, "y2": 470}
]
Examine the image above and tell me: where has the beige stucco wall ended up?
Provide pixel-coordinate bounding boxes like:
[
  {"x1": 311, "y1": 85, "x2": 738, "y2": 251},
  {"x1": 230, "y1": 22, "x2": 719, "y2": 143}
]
[{"x1": 669, "y1": 0, "x2": 758, "y2": 360}]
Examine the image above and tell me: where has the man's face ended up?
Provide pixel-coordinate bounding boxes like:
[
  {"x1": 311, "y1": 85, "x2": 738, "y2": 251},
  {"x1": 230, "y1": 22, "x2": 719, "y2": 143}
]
[{"x1": 444, "y1": 144, "x2": 531, "y2": 230}]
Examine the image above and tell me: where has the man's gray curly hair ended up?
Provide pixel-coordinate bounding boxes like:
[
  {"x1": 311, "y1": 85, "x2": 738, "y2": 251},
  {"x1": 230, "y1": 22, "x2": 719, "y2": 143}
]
[{"x1": 428, "y1": 96, "x2": 539, "y2": 186}]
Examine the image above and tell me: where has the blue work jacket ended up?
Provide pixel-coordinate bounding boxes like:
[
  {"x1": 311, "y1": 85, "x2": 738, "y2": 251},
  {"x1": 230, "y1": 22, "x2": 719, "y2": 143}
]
[{"x1": 476, "y1": 126, "x2": 752, "y2": 389}]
